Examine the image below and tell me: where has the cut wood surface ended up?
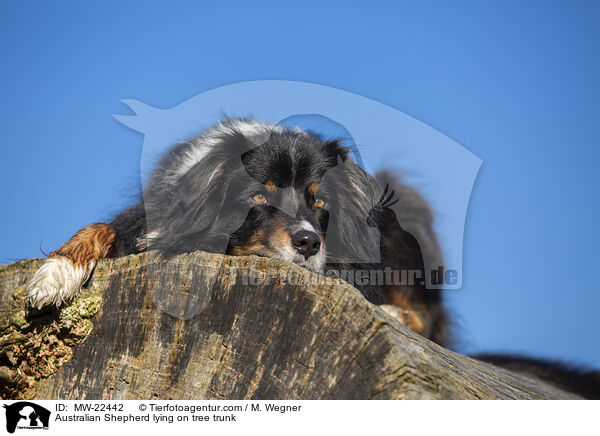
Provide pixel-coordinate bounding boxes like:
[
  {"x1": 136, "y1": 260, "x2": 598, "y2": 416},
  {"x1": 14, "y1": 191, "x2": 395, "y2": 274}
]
[{"x1": 0, "y1": 251, "x2": 581, "y2": 399}]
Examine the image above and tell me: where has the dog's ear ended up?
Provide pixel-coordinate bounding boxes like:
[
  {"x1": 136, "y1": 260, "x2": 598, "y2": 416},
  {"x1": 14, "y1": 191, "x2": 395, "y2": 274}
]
[
  {"x1": 321, "y1": 154, "x2": 382, "y2": 264},
  {"x1": 240, "y1": 146, "x2": 264, "y2": 183},
  {"x1": 145, "y1": 151, "x2": 236, "y2": 255},
  {"x1": 178, "y1": 153, "x2": 227, "y2": 207},
  {"x1": 184, "y1": 143, "x2": 260, "y2": 222},
  {"x1": 174, "y1": 131, "x2": 255, "y2": 221},
  {"x1": 240, "y1": 146, "x2": 256, "y2": 169}
]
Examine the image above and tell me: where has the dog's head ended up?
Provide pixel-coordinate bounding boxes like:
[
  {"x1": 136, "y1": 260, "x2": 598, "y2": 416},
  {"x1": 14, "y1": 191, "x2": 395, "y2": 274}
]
[{"x1": 145, "y1": 119, "x2": 382, "y2": 272}]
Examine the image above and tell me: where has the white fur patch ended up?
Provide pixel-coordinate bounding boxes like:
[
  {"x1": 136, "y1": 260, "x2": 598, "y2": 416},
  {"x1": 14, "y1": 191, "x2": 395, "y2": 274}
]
[
  {"x1": 172, "y1": 119, "x2": 286, "y2": 181},
  {"x1": 136, "y1": 230, "x2": 161, "y2": 250},
  {"x1": 299, "y1": 220, "x2": 318, "y2": 233},
  {"x1": 27, "y1": 257, "x2": 94, "y2": 309},
  {"x1": 272, "y1": 244, "x2": 325, "y2": 273},
  {"x1": 300, "y1": 247, "x2": 326, "y2": 273}
]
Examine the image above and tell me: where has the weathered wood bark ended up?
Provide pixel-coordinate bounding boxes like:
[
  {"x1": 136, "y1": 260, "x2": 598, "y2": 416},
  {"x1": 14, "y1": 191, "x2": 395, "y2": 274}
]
[{"x1": 0, "y1": 252, "x2": 581, "y2": 399}]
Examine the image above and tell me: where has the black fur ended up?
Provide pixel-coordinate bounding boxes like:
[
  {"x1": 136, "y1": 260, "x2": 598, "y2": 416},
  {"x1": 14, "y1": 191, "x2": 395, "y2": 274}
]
[
  {"x1": 474, "y1": 353, "x2": 600, "y2": 399},
  {"x1": 108, "y1": 118, "x2": 449, "y2": 344}
]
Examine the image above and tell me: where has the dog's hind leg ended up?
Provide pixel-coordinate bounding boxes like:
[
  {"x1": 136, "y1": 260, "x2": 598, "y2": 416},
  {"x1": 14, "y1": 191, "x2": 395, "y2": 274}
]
[{"x1": 27, "y1": 223, "x2": 116, "y2": 309}]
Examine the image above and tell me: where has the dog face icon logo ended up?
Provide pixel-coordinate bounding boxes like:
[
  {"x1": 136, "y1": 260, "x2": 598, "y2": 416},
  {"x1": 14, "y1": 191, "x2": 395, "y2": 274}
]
[{"x1": 3, "y1": 402, "x2": 50, "y2": 433}]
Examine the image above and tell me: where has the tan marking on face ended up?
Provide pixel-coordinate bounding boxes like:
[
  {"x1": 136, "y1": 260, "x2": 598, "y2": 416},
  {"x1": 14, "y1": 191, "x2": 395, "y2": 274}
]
[
  {"x1": 309, "y1": 182, "x2": 319, "y2": 196},
  {"x1": 269, "y1": 227, "x2": 291, "y2": 248},
  {"x1": 227, "y1": 229, "x2": 269, "y2": 256},
  {"x1": 228, "y1": 243, "x2": 268, "y2": 256},
  {"x1": 265, "y1": 181, "x2": 276, "y2": 193},
  {"x1": 52, "y1": 223, "x2": 116, "y2": 267}
]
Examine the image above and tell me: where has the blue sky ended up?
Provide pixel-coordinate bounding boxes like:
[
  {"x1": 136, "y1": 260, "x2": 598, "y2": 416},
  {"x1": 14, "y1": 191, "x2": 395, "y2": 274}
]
[{"x1": 1, "y1": 1, "x2": 599, "y2": 366}]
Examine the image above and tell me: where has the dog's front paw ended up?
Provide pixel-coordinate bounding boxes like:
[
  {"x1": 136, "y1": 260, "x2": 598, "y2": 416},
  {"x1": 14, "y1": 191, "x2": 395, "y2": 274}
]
[{"x1": 27, "y1": 257, "x2": 93, "y2": 309}]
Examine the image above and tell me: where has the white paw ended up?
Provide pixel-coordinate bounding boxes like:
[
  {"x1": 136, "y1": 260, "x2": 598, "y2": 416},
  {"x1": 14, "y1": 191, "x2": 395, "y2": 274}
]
[{"x1": 27, "y1": 257, "x2": 94, "y2": 309}]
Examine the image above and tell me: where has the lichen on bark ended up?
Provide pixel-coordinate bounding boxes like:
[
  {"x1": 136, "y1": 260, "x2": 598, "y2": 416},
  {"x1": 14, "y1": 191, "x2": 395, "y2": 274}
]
[{"x1": 0, "y1": 283, "x2": 101, "y2": 399}]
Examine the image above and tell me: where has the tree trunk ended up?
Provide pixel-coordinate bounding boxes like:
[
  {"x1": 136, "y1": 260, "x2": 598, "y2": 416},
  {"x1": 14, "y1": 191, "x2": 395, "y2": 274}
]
[{"x1": 0, "y1": 251, "x2": 581, "y2": 399}]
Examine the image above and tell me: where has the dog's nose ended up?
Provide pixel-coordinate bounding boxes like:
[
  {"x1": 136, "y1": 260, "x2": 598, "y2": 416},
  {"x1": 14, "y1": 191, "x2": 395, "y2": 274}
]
[{"x1": 291, "y1": 230, "x2": 321, "y2": 259}]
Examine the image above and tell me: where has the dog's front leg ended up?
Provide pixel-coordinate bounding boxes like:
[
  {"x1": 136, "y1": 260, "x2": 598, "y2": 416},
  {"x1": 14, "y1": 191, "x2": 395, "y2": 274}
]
[{"x1": 27, "y1": 223, "x2": 116, "y2": 309}]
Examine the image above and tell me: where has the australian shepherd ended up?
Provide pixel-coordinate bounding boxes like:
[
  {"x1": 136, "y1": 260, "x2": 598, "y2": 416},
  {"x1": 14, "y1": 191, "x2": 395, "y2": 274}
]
[
  {"x1": 26, "y1": 118, "x2": 450, "y2": 344},
  {"x1": 23, "y1": 118, "x2": 600, "y2": 398}
]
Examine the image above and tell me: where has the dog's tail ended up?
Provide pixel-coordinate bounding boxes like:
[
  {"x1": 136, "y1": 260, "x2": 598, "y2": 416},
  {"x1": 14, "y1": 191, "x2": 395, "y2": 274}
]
[{"x1": 27, "y1": 223, "x2": 116, "y2": 309}]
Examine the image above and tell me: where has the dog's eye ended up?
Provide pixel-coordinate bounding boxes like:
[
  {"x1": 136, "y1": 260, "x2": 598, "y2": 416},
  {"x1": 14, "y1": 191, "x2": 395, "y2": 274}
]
[
  {"x1": 252, "y1": 194, "x2": 267, "y2": 204},
  {"x1": 313, "y1": 198, "x2": 326, "y2": 208}
]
